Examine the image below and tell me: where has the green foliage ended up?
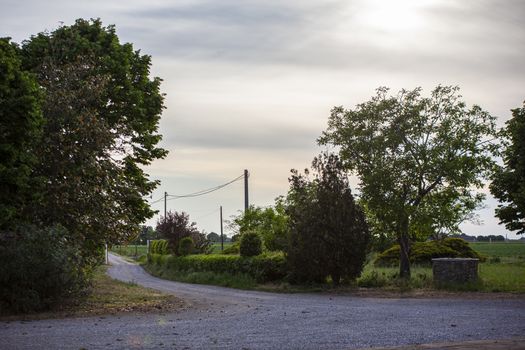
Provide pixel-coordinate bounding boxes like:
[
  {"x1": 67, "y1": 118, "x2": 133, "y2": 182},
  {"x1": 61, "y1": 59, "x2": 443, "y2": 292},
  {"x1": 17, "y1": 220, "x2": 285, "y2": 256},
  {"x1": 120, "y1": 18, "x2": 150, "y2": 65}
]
[
  {"x1": 222, "y1": 242, "x2": 240, "y2": 255},
  {"x1": 0, "y1": 38, "x2": 42, "y2": 230},
  {"x1": 150, "y1": 239, "x2": 169, "y2": 255},
  {"x1": 156, "y1": 211, "x2": 210, "y2": 255},
  {"x1": 206, "y1": 232, "x2": 220, "y2": 242},
  {"x1": 147, "y1": 252, "x2": 286, "y2": 283},
  {"x1": 239, "y1": 231, "x2": 262, "y2": 257},
  {"x1": 490, "y1": 102, "x2": 525, "y2": 235},
  {"x1": 319, "y1": 86, "x2": 498, "y2": 277},
  {"x1": 286, "y1": 153, "x2": 371, "y2": 285},
  {"x1": 178, "y1": 236, "x2": 194, "y2": 256},
  {"x1": 19, "y1": 18, "x2": 167, "y2": 257},
  {"x1": 230, "y1": 200, "x2": 289, "y2": 251},
  {"x1": 0, "y1": 225, "x2": 91, "y2": 313},
  {"x1": 375, "y1": 238, "x2": 485, "y2": 266}
]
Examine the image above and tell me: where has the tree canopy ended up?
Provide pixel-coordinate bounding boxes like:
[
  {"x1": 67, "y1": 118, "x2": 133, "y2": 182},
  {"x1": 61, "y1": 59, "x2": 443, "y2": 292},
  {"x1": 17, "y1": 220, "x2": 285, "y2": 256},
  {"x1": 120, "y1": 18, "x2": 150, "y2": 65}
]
[
  {"x1": 319, "y1": 86, "x2": 498, "y2": 277},
  {"x1": 0, "y1": 38, "x2": 42, "y2": 230},
  {"x1": 490, "y1": 102, "x2": 525, "y2": 234},
  {"x1": 20, "y1": 19, "x2": 167, "y2": 255}
]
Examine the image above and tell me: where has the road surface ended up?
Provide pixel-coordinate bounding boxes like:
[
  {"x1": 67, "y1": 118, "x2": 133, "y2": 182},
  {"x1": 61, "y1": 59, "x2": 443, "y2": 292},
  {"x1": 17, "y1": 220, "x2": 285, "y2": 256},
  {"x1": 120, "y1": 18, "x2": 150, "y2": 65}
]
[{"x1": 1, "y1": 253, "x2": 524, "y2": 349}]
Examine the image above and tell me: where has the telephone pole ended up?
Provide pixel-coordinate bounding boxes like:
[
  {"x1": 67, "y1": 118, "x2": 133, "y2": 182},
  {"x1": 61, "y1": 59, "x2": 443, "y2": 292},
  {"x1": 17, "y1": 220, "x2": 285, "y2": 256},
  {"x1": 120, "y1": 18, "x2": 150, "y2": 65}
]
[
  {"x1": 244, "y1": 169, "x2": 249, "y2": 212},
  {"x1": 164, "y1": 191, "x2": 167, "y2": 221},
  {"x1": 220, "y1": 205, "x2": 224, "y2": 251}
]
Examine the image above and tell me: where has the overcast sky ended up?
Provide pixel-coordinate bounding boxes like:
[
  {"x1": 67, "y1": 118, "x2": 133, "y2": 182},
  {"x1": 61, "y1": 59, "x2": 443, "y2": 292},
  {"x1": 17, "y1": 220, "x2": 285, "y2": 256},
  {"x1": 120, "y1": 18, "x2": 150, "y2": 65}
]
[{"x1": 2, "y1": 0, "x2": 524, "y2": 238}]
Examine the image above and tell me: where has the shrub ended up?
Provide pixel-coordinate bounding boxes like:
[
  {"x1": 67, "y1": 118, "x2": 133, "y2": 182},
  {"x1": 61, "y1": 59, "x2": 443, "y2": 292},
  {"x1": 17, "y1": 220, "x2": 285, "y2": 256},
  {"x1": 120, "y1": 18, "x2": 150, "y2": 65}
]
[
  {"x1": 147, "y1": 252, "x2": 286, "y2": 283},
  {"x1": 0, "y1": 224, "x2": 90, "y2": 313},
  {"x1": 239, "y1": 231, "x2": 262, "y2": 257},
  {"x1": 374, "y1": 238, "x2": 485, "y2": 266},
  {"x1": 286, "y1": 154, "x2": 371, "y2": 285},
  {"x1": 150, "y1": 239, "x2": 169, "y2": 255},
  {"x1": 178, "y1": 237, "x2": 194, "y2": 256}
]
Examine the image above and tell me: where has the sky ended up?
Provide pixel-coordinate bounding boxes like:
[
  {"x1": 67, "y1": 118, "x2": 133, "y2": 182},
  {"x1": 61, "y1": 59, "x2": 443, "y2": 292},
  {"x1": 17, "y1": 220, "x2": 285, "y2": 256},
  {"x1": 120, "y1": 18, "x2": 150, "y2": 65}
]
[{"x1": 1, "y1": 0, "x2": 524, "y2": 238}]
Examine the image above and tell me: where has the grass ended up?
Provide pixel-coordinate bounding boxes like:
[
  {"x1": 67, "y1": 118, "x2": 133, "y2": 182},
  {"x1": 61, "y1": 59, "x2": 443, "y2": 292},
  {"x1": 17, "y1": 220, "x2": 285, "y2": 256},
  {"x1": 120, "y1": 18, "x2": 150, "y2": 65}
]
[
  {"x1": 0, "y1": 265, "x2": 185, "y2": 320},
  {"x1": 469, "y1": 241, "x2": 525, "y2": 259},
  {"x1": 210, "y1": 242, "x2": 234, "y2": 254},
  {"x1": 145, "y1": 263, "x2": 257, "y2": 289}
]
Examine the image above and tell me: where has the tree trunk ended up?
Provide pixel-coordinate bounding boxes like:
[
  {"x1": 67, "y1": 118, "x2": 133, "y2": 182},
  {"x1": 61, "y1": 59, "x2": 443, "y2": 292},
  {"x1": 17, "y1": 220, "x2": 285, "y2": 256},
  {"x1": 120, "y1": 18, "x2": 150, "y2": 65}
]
[
  {"x1": 398, "y1": 233, "x2": 411, "y2": 279},
  {"x1": 398, "y1": 213, "x2": 411, "y2": 279}
]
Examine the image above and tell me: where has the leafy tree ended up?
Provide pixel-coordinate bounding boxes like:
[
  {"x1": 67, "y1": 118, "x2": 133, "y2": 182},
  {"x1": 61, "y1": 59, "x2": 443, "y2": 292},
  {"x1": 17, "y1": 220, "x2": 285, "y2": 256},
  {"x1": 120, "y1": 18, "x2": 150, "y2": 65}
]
[
  {"x1": 229, "y1": 200, "x2": 289, "y2": 251},
  {"x1": 490, "y1": 102, "x2": 525, "y2": 234},
  {"x1": 19, "y1": 19, "x2": 167, "y2": 257},
  {"x1": 319, "y1": 86, "x2": 498, "y2": 278},
  {"x1": 0, "y1": 38, "x2": 42, "y2": 230},
  {"x1": 206, "y1": 232, "x2": 220, "y2": 242},
  {"x1": 286, "y1": 153, "x2": 370, "y2": 286},
  {"x1": 156, "y1": 211, "x2": 210, "y2": 255}
]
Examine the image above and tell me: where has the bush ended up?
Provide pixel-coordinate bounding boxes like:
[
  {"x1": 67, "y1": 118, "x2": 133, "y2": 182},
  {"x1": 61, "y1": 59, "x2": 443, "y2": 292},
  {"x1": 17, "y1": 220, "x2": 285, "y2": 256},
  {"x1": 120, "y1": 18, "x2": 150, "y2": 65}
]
[
  {"x1": 222, "y1": 242, "x2": 240, "y2": 255},
  {"x1": 147, "y1": 252, "x2": 286, "y2": 283},
  {"x1": 178, "y1": 237, "x2": 194, "y2": 256},
  {"x1": 286, "y1": 154, "x2": 371, "y2": 285},
  {"x1": 150, "y1": 239, "x2": 169, "y2": 255},
  {"x1": 239, "y1": 231, "x2": 262, "y2": 257},
  {"x1": 0, "y1": 224, "x2": 90, "y2": 313},
  {"x1": 374, "y1": 238, "x2": 485, "y2": 266}
]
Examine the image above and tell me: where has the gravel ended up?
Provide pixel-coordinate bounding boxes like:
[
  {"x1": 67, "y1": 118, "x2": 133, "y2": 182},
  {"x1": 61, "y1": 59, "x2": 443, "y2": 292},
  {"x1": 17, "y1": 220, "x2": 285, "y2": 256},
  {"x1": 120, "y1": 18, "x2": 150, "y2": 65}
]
[{"x1": 1, "y1": 253, "x2": 524, "y2": 350}]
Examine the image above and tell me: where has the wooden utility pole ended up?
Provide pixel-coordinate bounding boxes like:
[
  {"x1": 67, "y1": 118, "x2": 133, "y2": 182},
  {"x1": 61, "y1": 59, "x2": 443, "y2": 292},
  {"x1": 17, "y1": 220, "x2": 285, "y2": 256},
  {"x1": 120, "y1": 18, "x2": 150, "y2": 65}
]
[
  {"x1": 220, "y1": 205, "x2": 224, "y2": 251},
  {"x1": 244, "y1": 169, "x2": 249, "y2": 212},
  {"x1": 164, "y1": 191, "x2": 167, "y2": 221}
]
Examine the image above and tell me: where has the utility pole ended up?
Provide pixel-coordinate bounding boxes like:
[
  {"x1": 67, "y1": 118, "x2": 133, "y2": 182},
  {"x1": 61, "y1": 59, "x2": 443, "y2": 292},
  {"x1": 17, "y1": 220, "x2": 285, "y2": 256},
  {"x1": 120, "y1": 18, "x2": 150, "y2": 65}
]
[
  {"x1": 244, "y1": 169, "x2": 249, "y2": 212},
  {"x1": 220, "y1": 205, "x2": 224, "y2": 251},
  {"x1": 164, "y1": 191, "x2": 167, "y2": 221}
]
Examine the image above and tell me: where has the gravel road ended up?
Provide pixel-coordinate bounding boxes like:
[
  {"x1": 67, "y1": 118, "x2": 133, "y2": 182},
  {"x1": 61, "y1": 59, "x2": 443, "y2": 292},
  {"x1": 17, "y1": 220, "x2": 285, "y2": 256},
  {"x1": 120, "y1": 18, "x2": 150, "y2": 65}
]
[{"x1": 1, "y1": 253, "x2": 524, "y2": 350}]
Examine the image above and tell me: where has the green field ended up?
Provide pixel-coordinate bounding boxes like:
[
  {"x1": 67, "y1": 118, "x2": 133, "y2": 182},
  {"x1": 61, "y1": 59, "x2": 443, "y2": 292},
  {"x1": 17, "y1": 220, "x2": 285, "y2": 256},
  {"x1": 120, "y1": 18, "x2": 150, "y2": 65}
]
[
  {"x1": 469, "y1": 241, "x2": 525, "y2": 259},
  {"x1": 111, "y1": 245, "x2": 148, "y2": 258},
  {"x1": 210, "y1": 242, "x2": 234, "y2": 254}
]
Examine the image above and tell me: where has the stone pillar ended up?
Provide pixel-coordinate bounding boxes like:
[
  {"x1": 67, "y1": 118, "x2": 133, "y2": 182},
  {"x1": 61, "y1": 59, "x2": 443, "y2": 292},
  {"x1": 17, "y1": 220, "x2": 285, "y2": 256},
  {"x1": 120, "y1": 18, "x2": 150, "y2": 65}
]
[{"x1": 432, "y1": 258, "x2": 479, "y2": 285}]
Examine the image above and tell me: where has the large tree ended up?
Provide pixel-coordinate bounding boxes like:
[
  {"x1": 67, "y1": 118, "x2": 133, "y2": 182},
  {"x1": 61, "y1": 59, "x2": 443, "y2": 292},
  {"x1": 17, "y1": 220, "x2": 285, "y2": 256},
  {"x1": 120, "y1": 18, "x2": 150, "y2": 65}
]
[
  {"x1": 0, "y1": 38, "x2": 42, "y2": 230},
  {"x1": 319, "y1": 86, "x2": 498, "y2": 278},
  {"x1": 286, "y1": 153, "x2": 370, "y2": 285},
  {"x1": 490, "y1": 102, "x2": 525, "y2": 234},
  {"x1": 20, "y1": 19, "x2": 167, "y2": 255}
]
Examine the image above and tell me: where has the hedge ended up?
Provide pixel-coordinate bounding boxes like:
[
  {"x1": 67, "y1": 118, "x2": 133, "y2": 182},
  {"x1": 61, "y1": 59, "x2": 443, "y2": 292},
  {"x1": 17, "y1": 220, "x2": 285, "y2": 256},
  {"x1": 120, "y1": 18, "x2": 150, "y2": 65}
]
[
  {"x1": 148, "y1": 252, "x2": 286, "y2": 283},
  {"x1": 374, "y1": 237, "x2": 485, "y2": 266},
  {"x1": 150, "y1": 239, "x2": 169, "y2": 255}
]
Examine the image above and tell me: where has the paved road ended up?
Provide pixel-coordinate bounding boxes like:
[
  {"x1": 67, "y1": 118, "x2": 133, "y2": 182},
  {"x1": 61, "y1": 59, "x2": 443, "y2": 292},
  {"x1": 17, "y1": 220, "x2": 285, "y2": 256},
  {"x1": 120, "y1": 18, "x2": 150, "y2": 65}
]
[{"x1": 1, "y1": 254, "x2": 524, "y2": 350}]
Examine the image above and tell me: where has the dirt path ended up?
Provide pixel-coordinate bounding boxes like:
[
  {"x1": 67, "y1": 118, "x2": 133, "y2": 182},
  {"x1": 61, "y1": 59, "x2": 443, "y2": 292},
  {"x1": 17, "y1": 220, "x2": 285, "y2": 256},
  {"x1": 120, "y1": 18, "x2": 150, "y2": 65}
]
[{"x1": 0, "y1": 254, "x2": 524, "y2": 349}]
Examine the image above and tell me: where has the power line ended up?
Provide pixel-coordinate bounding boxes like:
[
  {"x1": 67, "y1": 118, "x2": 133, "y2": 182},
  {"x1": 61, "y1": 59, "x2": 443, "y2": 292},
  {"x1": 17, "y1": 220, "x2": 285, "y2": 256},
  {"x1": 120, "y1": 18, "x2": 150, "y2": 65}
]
[{"x1": 165, "y1": 174, "x2": 244, "y2": 200}]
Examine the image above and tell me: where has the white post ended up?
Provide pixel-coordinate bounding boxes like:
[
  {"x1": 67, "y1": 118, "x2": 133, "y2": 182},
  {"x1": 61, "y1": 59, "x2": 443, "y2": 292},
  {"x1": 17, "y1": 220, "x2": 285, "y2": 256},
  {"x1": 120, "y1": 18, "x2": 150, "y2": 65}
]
[
  {"x1": 147, "y1": 239, "x2": 150, "y2": 254},
  {"x1": 105, "y1": 243, "x2": 109, "y2": 265}
]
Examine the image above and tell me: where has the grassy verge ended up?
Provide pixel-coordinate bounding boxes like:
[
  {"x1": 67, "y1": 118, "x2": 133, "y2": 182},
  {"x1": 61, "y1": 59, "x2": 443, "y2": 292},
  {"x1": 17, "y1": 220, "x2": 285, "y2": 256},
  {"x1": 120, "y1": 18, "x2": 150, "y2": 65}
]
[
  {"x1": 145, "y1": 263, "x2": 258, "y2": 289},
  {"x1": 0, "y1": 265, "x2": 186, "y2": 320}
]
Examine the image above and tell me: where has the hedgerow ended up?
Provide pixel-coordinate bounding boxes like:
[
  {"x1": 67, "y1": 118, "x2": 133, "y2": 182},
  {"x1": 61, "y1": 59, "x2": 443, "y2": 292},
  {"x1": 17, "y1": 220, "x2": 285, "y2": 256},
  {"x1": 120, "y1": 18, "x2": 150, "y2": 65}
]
[{"x1": 147, "y1": 252, "x2": 286, "y2": 283}]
